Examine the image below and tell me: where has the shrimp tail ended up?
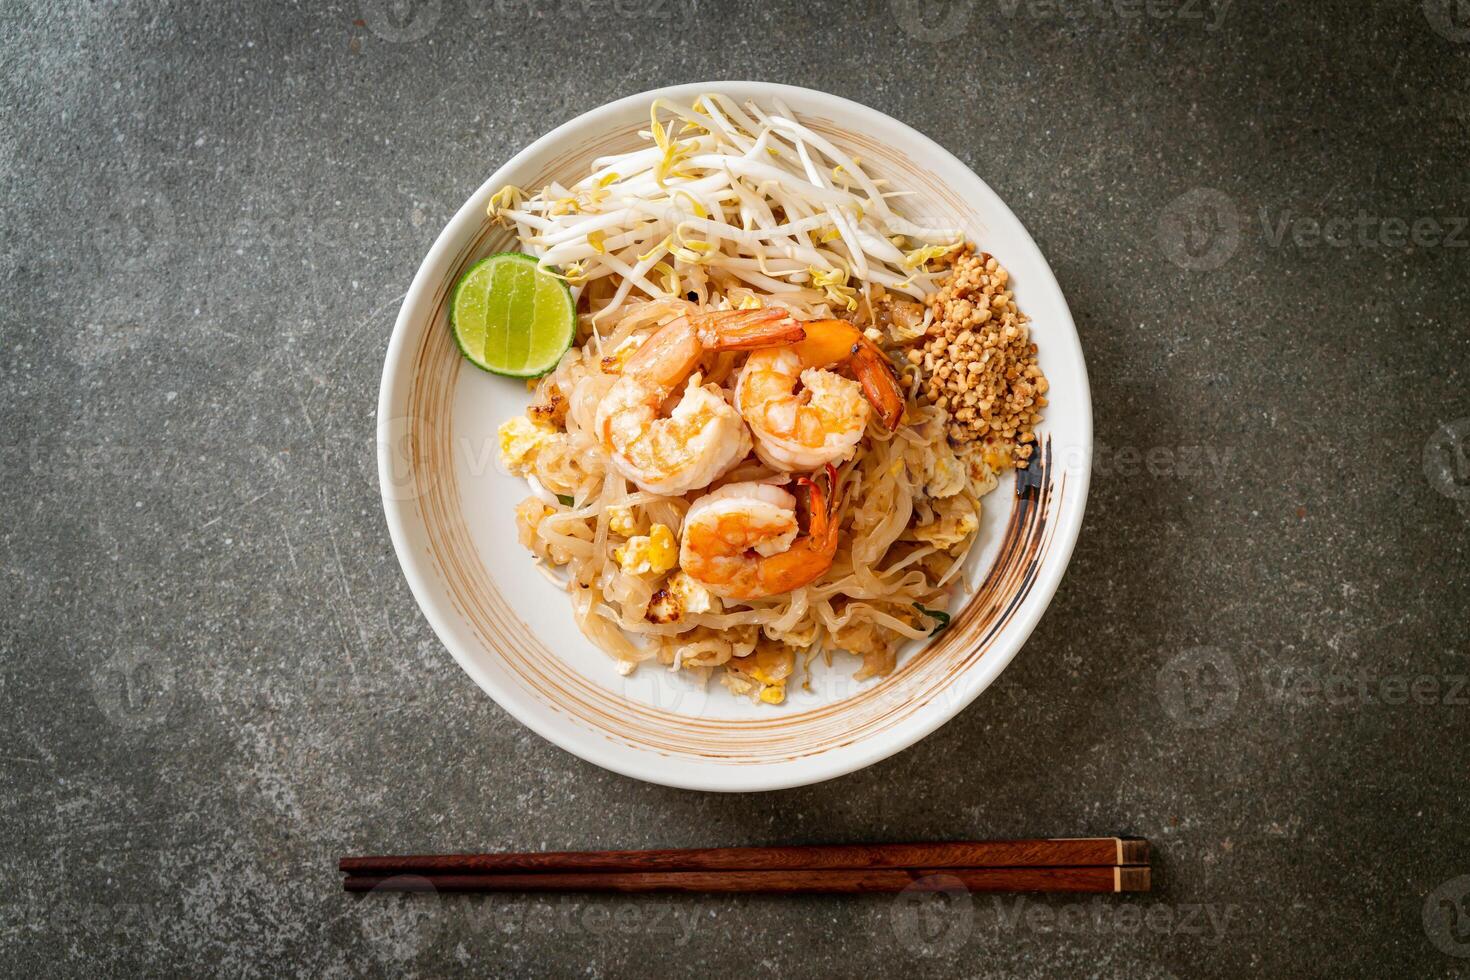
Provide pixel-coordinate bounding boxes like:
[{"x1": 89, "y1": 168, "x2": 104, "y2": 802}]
[
  {"x1": 847, "y1": 335, "x2": 906, "y2": 431},
  {"x1": 691, "y1": 307, "x2": 806, "y2": 351},
  {"x1": 747, "y1": 470, "x2": 841, "y2": 599},
  {"x1": 791, "y1": 319, "x2": 905, "y2": 431},
  {"x1": 795, "y1": 463, "x2": 841, "y2": 557}
]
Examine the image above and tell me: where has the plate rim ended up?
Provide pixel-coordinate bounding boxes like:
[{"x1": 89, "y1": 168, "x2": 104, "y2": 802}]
[{"x1": 377, "y1": 80, "x2": 1092, "y2": 792}]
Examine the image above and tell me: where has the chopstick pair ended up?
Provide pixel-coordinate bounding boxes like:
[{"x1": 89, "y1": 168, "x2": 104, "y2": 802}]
[{"x1": 341, "y1": 837, "x2": 1150, "y2": 895}]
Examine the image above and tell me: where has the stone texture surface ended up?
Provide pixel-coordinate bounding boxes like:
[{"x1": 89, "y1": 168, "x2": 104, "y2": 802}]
[{"x1": 3, "y1": 1, "x2": 1469, "y2": 976}]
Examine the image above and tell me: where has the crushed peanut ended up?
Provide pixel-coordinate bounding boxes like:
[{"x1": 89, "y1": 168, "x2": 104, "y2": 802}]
[{"x1": 914, "y1": 247, "x2": 1048, "y2": 468}]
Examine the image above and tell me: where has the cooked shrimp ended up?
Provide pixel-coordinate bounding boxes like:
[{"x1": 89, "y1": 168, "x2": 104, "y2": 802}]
[
  {"x1": 594, "y1": 307, "x2": 805, "y2": 495},
  {"x1": 679, "y1": 466, "x2": 840, "y2": 600},
  {"x1": 734, "y1": 318, "x2": 905, "y2": 471}
]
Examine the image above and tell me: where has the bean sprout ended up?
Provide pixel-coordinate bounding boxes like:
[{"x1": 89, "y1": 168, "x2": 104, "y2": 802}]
[{"x1": 488, "y1": 94, "x2": 965, "y2": 326}]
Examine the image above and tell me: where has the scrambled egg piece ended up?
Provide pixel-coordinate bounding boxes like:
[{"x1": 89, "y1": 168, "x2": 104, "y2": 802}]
[
  {"x1": 646, "y1": 571, "x2": 719, "y2": 625},
  {"x1": 927, "y1": 445, "x2": 968, "y2": 499},
  {"x1": 606, "y1": 504, "x2": 640, "y2": 538},
  {"x1": 958, "y1": 444, "x2": 1001, "y2": 497},
  {"x1": 729, "y1": 643, "x2": 795, "y2": 704},
  {"x1": 671, "y1": 570, "x2": 716, "y2": 614},
  {"x1": 912, "y1": 495, "x2": 979, "y2": 551},
  {"x1": 613, "y1": 523, "x2": 678, "y2": 575},
  {"x1": 722, "y1": 671, "x2": 759, "y2": 698},
  {"x1": 497, "y1": 415, "x2": 558, "y2": 474},
  {"x1": 832, "y1": 618, "x2": 901, "y2": 681},
  {"x1": 902, "y1": 416, "x2": 969, "y2": 498},
  {"x1": 528, "y1": 384, "x2": 568, "y2": 429},
  {"x1": 763, "y1": 619, "x2": 818, "y2": 649}
]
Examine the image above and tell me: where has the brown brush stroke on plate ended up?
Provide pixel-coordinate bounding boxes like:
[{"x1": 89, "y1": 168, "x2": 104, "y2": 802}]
[{"x1": 401, "y1": 119, "x2": 1066, "y2": 764}]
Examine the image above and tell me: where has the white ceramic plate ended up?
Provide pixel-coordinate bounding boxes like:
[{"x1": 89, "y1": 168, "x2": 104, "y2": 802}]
[{"x1": 377, "y1": 82, "x2": 1090, "y2": 792}]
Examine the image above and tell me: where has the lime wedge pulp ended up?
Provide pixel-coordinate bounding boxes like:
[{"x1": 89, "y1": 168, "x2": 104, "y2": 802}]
[{"x1": 449, "y1": 252, "x2": 576, "y2": 377}]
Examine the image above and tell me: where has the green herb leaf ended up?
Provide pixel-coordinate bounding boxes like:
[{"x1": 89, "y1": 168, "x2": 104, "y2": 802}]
[
  {"x1": 913, "y1": 603, "x2": 952, "y2": 635},
  {"x1": 557, "y1": 494, "x2": 575, "y2": 506}
]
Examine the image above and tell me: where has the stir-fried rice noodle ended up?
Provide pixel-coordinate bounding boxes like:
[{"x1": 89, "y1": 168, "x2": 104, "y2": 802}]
[{"x1": 500, "y1": 95, "x2": 1006, "y2": 700}]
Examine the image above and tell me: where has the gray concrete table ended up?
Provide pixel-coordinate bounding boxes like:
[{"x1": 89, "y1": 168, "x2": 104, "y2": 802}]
[{"x1": 3, "y1": 1, "x2": 1468, "y2": 976}]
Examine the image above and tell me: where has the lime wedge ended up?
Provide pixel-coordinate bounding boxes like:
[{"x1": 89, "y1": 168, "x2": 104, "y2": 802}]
[{"x1": 449, "y1": 252, "x2": 576, "y2": 377}]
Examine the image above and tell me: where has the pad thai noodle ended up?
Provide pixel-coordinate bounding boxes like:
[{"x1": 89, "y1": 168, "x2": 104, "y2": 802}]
[{"x1": 490, "y1": 94, "x2": 1045, "y2": 705}]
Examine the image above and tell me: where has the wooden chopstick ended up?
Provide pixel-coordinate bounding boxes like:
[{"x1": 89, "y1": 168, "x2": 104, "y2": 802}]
[
  {"x1": 344, "y1": 865, "x2": 1149, "y2": 895},
  {"x1": 340, "y1": 839, "x2": 1151, "y2": 895},
  {"x1": 339, "y1": 837, "x2": 1148, "y2": 877}
]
